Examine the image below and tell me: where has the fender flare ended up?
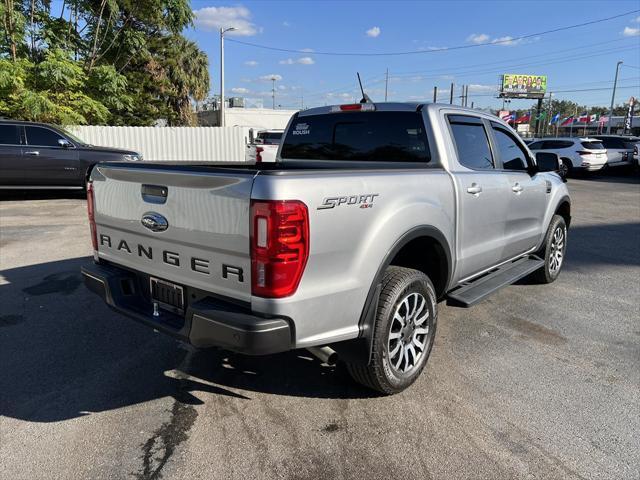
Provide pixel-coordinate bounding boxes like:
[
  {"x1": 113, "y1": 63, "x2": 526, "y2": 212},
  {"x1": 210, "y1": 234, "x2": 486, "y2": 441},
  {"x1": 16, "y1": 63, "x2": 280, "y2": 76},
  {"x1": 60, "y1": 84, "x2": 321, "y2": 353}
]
[{"x1": 332, "y1": 225, "x2": 452, "y2": 365}]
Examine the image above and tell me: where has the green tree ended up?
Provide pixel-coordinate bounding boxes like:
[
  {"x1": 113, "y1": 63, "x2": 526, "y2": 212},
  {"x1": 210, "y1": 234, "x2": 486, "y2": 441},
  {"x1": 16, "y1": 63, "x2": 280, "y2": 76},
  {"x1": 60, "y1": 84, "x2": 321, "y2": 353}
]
[{"x1": 0, "y1": 0, "x2": 210, "y2": 126}]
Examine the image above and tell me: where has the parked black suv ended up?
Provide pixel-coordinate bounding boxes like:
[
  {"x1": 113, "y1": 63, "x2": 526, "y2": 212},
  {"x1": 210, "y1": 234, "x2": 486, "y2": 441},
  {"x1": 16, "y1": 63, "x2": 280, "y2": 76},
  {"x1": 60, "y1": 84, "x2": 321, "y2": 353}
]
[{"x1": 0, "y1": 120, "x2": 142, "y2": 189}]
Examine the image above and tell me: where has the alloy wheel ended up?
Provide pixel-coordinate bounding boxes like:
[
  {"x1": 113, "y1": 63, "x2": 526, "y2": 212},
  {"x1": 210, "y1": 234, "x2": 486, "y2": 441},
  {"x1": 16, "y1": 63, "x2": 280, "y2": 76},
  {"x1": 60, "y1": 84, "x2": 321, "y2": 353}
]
[{"x1": 387, "y1": 292, "x2": 430, "y2": 374}]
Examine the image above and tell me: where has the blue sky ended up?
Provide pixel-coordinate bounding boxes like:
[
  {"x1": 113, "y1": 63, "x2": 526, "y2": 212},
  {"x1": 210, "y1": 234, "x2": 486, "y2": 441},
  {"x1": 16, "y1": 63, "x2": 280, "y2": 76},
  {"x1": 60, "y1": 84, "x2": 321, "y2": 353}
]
[{"x1": 184, "y1": 0, "x2": 640, "y2": 111}]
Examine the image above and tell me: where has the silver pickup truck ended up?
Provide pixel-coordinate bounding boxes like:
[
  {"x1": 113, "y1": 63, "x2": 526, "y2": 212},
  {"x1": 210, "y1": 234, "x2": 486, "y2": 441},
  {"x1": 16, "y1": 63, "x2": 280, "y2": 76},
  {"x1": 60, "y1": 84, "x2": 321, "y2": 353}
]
[{"x1": 82, "y1": 103, "x2": 570, "y2": 394}]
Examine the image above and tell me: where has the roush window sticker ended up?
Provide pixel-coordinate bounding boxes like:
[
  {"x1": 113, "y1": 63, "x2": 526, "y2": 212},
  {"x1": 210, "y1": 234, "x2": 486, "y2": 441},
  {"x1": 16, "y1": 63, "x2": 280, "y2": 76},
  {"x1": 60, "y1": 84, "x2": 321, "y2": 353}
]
[{"x1": 292, "y1": 123, "x2": 310, "y2": 135}]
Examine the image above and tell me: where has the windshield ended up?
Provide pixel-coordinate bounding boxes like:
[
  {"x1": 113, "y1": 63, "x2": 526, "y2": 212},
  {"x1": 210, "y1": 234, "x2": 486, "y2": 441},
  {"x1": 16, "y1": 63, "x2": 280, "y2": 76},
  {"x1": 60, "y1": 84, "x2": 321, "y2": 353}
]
[
  {"x1": 59, "y1": 127, "x2": 88, "y2": 145},
  {"x1": 280, "y1": 111, "x2": 431, "y2": 162}
]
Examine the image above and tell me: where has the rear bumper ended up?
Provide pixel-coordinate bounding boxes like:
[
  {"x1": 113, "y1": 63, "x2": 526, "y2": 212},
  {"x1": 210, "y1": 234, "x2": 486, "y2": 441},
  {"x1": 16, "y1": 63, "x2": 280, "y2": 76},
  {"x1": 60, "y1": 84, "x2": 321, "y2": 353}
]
[{"x1": 81, "y1": 261, "x2": 292, "y2": 355}]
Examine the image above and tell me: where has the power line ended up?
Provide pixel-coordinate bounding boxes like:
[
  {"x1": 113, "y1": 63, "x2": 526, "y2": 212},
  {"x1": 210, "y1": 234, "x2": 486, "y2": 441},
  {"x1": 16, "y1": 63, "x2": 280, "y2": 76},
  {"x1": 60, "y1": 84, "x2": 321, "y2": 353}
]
[{"x1": 227, "y1": 10, "x2": 639, "y2": 57}]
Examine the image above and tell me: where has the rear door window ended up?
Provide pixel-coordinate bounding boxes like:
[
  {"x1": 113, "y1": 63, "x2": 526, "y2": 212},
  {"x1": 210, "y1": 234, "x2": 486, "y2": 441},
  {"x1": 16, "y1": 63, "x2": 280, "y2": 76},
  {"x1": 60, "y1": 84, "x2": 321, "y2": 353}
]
[
  {"x1": 490, "y1": 124, "x2": 530, "y2": 171},
  {"x1": 25, "y1": 126, "x2": 65, "y2": 147},
  {"x1": 257, "y1": 132, "x2": 282, "y2": 145},
  {"x1": 448, "y1": 115, "x2": 494, "y2": 170},
  {"x1": 280, "y1": 111, "x2": 430, "y2": 162},
  {"x1": 0, "y1": 125, "x2": 21, "y2": 145}
]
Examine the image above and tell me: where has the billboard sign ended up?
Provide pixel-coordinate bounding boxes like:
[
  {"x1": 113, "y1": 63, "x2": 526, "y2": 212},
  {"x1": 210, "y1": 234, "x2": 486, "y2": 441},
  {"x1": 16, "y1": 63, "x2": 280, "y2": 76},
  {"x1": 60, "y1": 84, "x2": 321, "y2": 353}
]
[{"x1": 501, "y1": 74, "x2": 547, "y2": 99}]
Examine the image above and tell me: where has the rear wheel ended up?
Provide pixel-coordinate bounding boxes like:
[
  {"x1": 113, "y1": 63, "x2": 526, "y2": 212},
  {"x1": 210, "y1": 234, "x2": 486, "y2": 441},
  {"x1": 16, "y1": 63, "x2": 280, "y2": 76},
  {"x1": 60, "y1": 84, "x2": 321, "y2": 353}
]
[
  {"x1": 346, "y1": 266, "x2": 437, "y2": 395},
  {"x1": 531, "y1": 215, "x2": 567, "y2": 284}
]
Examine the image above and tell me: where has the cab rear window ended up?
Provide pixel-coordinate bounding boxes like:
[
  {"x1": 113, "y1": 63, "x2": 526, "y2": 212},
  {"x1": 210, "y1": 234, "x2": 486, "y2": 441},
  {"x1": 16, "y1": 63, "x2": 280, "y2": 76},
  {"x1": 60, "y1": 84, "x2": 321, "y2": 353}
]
[{"x1": 280, "y1": 111, "x2": 431, "y2": 162}]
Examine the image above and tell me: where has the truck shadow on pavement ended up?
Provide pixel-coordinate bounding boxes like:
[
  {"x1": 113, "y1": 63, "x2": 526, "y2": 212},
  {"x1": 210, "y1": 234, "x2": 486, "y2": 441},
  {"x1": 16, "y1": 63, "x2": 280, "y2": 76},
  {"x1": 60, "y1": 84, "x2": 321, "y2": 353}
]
[
  {"x1": 1, "y1": 220, "x2": 638, "y2": 422},
  {"x1": 0, "y1": 258, "x2": 372, "y2": 423}
]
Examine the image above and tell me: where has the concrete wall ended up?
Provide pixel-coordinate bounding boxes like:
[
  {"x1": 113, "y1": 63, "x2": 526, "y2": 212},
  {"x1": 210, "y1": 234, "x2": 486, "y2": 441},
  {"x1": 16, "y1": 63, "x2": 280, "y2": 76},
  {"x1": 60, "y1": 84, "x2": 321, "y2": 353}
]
[{"x1": 68, "y1": 126, "x2": 251, "y2": 162}]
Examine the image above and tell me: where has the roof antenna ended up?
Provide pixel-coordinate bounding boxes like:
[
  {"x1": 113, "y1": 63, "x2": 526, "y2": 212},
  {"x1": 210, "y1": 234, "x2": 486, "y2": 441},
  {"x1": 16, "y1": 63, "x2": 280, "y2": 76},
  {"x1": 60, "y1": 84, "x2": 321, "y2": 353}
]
[{"x1": 357, "y1": 72, "x2": 372, "y2": 104}]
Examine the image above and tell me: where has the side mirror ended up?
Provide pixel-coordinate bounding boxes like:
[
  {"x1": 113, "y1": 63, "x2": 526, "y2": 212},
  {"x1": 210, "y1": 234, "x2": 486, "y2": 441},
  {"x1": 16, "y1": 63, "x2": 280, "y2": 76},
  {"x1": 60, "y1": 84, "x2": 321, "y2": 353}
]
[
  {"x1": 535, "y1": 152, "x2": 560, "y2": 173},
  {"x1": 58, "y1": 138, "x2": 73, "y2": 148}
]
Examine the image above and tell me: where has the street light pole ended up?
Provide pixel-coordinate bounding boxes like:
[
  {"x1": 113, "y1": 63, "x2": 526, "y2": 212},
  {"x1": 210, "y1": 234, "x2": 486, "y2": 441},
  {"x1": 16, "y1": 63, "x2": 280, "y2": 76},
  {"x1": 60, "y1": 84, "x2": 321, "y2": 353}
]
[
  {"x1": 607, "y1": 61, "x2": 623, "y2": 134},
  {"x1": 219, "y1": 27, "x2": 236, "y2": 127},
  {"x1": 271, "y1": 76, "x2": 276, "y2": 109}
]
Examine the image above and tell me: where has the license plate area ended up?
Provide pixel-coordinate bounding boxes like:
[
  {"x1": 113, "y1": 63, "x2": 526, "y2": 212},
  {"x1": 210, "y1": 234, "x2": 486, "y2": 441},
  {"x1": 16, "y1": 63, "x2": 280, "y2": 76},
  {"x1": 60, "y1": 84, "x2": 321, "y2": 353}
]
[{"x1": 150, "y1": 277, "x2": 185, "y2": 315}]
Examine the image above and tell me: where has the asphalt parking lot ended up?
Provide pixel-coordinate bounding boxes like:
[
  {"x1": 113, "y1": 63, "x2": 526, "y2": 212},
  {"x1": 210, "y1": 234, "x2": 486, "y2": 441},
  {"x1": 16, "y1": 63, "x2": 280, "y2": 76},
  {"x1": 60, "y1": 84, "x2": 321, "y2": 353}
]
[{"x1": 1, "y1": 173, "x2": 639, "y2": 480}]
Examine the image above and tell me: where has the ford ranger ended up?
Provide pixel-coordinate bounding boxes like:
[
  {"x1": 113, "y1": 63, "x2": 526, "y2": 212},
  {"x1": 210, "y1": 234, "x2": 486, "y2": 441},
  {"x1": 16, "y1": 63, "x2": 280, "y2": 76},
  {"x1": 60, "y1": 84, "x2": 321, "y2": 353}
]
[{"x1": 81, "y1": 103, "x2": 570, "y2": 394}]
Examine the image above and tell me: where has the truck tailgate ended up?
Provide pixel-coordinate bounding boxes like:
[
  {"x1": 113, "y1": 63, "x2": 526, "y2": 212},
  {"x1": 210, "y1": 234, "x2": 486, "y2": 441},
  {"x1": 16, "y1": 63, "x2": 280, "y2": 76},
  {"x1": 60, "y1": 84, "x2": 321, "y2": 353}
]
[{"x1": 91, "y1": 164, "x2": 254, "y2": 302}]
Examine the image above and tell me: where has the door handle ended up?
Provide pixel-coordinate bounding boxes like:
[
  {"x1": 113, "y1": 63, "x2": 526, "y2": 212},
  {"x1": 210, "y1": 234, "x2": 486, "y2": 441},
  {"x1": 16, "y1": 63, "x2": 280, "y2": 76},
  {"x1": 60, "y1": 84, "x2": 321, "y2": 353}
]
[
  {"x1": 512, "y1": 183, "x2": 523, "y2": 193},
  {"x1": 25, "y1": 151, "x2": 40, "y2": 156},
  {"x1": 466, "y1": 183, "x2": 482, "y2": 195}
]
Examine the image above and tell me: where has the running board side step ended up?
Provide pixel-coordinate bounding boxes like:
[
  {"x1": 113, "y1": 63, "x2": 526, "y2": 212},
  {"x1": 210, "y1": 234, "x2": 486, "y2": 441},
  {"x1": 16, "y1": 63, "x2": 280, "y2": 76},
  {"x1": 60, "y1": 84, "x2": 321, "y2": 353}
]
[{"x1": 446, "y1": 256, "x2": 544, "y2": 308}]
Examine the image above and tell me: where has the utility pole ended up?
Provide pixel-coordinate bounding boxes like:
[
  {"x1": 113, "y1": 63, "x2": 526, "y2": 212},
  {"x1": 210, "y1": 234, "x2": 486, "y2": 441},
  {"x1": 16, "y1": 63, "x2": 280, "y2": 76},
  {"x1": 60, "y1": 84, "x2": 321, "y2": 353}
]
[
  {"x1": 219, "y1": 27, "x2": 236, "y2": 127},
  {"x1": 384, "y1": 68, "x2": 389, "y2": 101},
  {"x1": 464, "y1": 85, "x2": 469, "y2": 107},
  {"x1": 460, "y1": 85, "x2": 465, "y2": 106},
  {"x1": 544, "y1": 92, "x2": 553, "y2": 137},
  {"x1": 271, "y1": 76, "x2": 276, "y2": 109},
  {"x1": 433, "y1": 86, "x2": 437, "y2": 103},
  {"x1": 607, "y1": 61, "x2": 623, "y2": 134},
  {"x1": 449, "y1": 83, "x2": 454, "y2": 104}
]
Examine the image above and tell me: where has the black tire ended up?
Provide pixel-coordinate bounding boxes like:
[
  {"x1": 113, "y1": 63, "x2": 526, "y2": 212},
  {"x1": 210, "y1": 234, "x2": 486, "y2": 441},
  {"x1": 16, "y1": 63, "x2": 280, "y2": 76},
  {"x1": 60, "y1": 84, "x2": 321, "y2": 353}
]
[
  {"x1": 559, "y1": 158, "x2": 572, "y2": 179},
  {"x1": 531, "y1": 215, "x2": 567, "y2": 284},
  {"x1": 346, "y1": 266, "x2": 437, "y2": 395}
]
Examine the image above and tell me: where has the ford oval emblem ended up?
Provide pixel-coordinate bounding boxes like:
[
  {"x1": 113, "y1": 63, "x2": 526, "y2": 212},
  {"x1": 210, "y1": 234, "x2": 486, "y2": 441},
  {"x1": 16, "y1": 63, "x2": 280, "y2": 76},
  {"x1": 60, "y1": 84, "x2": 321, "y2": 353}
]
[{"x1": 141, "y1": 212, "x2": 168, "y2": 232}]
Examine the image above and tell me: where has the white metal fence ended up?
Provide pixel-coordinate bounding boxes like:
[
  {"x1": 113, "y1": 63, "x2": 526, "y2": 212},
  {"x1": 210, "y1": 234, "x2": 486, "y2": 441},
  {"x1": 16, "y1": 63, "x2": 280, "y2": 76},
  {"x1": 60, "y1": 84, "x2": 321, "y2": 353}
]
[{"x1": 68, "y1": 126, "x2": 251, "y2": 162}]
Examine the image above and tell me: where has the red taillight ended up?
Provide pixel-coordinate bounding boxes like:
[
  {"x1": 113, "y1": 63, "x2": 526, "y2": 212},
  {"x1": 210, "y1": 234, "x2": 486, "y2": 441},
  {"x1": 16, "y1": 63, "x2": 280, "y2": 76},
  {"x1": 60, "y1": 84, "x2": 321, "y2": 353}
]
[
  {"x1": 250, "y1": 200, "x2": 309, "y2": 298},
  {"x1": 256, "y1": 146, "x2": 264, "y2": 163},
  {"x1": 577, "y1": 150, "x2": 594, "y2": 156},
  {"x1": 87, "y1": 182, "x2": 98, "y2": 251}
]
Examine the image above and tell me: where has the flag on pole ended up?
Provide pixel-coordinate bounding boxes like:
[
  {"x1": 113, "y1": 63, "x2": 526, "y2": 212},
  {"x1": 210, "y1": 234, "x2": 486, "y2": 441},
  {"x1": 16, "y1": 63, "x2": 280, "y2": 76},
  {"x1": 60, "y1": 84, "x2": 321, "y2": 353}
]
[
  {"x1": 549, "y1": 113, "x2": 560, "y2": 125},
  {"x1": 589, "y1": 114, "x2": 598, "y2": 123},
  {"x1": 560, "y1": 116, "x2": 574, "y2": 126},
  {"x1": 500, "y1": 111, "x2": 512, "y2": 121},
  {"x1": 515, "y1": 111, "x2": 531, "y2": 124},
  {"x1": 577, "y1": 112, "x2": 589, "y2": 123},
  {"x1": 599, "y1": 115, "x2": 609, "y2": 125},
  {"x1": 536, "y1": 111, "x2": 547, "y2": 121}
]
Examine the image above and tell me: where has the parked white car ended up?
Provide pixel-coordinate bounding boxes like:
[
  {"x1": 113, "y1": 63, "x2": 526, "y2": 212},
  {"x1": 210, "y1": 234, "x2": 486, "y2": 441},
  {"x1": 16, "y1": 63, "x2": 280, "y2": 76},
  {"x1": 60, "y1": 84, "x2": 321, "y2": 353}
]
[
  {"x1": 591, "y1": 135, "x2": 640, "y2": 168},
  {"x1": 528, "y1": 138, "x2": 606, "y2": 177},
  {"x1": 245, "y1": 129, "x2": 283, "y2": 163}
]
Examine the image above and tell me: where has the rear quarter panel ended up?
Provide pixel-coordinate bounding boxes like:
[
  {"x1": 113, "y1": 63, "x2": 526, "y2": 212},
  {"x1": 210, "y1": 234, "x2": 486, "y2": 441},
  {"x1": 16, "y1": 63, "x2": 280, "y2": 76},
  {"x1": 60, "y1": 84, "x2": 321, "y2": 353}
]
[{"x1": 251, "y1": 169, "x2": 455, "y2": 347}]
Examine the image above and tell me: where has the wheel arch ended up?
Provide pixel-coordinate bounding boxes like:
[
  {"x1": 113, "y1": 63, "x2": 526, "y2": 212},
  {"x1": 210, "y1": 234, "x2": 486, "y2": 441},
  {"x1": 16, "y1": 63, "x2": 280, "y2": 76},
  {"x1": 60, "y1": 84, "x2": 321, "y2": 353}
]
[
  {"x1": 332, "y1": 226, "x2": 452, "y2": 365},
  {"x1": 555, "y1": 196, "x2": 571, "y2": 228}
]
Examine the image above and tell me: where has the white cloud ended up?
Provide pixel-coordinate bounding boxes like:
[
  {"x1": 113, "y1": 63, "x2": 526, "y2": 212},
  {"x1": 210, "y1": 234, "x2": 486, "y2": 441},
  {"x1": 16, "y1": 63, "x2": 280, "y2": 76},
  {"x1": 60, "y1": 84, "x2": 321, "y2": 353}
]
[
  {"x1": 278, "y1": 57, "x2": 315, "y2": 65},
  {"x1": 231, "y1": 87, "x2": 250, "y2": 94},
  {"x1": 467, "y1": 33, "x2": 528, "y2": 47},
  {"x1": 467, "y1": 33, "x2": 489, "y2": 44},
  {"x1": 283, "y1": 21, "x2": 291, "y2": 27},
  {"x1": 244, "y1": 60, "x2": 258, "y2": 67},
  {"x1": 622, "y1": 26, "x2": 640, "y2": 37},
  {"x1": 193, "y1": 6, "x2": 258, "y2": 36},
  {"x1": 491, "y1": 36, "x2": 522, "y2": 47},
  {"x1": 467, "y1": 84, "x2": 497, "y2": 94},
  {"x1": 366, "y1": 26, "x2": 381, "y2": 38},
  {"x1": 259, "y1": 74, "x2": 283, "y2": 82}
]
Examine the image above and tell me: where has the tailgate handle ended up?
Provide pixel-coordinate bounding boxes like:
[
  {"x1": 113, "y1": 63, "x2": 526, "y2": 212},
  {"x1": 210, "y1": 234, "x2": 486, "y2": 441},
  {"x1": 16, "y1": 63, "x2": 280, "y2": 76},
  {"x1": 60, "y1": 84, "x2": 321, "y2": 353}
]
[{"x1": 141, "y1": 184, "x2": 168, "y2": 204}]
